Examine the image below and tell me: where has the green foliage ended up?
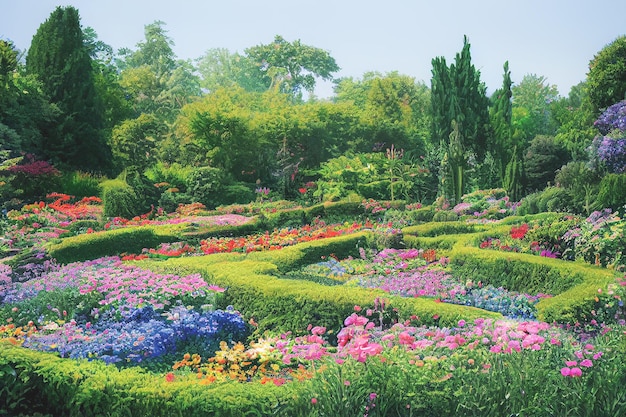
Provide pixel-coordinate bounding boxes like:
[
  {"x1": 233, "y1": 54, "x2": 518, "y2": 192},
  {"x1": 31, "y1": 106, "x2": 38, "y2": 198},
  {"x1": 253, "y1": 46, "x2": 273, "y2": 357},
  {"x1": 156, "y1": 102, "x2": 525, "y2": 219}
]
[
  {"x1": 26, "y1": 6, "x2": 110, "y2": 171},
  {"x1": 432, "y1": 210, "x2": 459, "y2": 222},
  {"x1": 100, "y1": 178, "x2": 139, "y2": 218},
  {"x1": 58, "y1": 171, "x2": 102, "y2": 199},
  {"x1": 185, "y1": 166, "x2": 225, "y2": 209},
  {"x1": 595, "y1": 173, "x2": 626, "y2": 212},
  {"x1": 244, "y1": 35, "x2": 339, "y2": 99},
  {"x1": 431, "y1": 36, "x2": 490, "y2": 201},
  {"x1": 587, "y1": 35, "x2": 626, "y2": 113},
  {"x1": 47, "y1": 225, "x2": 181, "y2": 264},
  {"x1": 144, "y1": 162, "x2": 193, "y2": 192},
  {"x1": 554, "y1": 161, "x2": 600, "y2": 215},
  {"x1": 523, "y1": 135, "x2": 569, "y2": 192},
  {"x1": 516, "y1": 187, "x2": 572, "y2": 215}
]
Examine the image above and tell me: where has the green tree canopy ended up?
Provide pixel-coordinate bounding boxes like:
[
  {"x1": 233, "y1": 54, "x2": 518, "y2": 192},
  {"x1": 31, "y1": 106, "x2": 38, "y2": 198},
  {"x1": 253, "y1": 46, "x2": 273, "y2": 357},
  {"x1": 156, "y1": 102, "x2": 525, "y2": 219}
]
[
  {"x1": 25, "y1": 6, "x2": 110, "y2": 171},
  {"x1": 587, "y1": 35, "x2": 626, "y2": 113},
  {"x1": 244, "y1": 35, "x2": 340, "y2": 99},
  {"x1": 511, "y1": 74, "x2": 559, "y2": 140},
  {"x1": 430, "y1": 36, "x2": 490, "y2": 203}
]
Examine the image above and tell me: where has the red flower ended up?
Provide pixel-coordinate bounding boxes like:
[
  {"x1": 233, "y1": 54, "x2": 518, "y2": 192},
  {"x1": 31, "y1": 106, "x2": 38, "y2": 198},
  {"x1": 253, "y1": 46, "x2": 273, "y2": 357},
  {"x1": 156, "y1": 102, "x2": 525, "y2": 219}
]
[
  {"x1": 299, "y1": 188, "x2": 307, "y2": 194},
  {"x1": 165, "y1": 372, "x2": 175, "y2": 382}
]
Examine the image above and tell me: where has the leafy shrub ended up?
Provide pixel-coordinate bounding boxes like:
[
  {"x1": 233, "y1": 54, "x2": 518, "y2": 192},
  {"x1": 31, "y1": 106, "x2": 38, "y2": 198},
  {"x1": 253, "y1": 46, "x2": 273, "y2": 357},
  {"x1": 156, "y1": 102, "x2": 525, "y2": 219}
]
[
  {"x1": 517, "y1": 186, "x2": 571, "y2": 215},
  {"x1": 357, "y1": 180, "x2": 390, "y2": 200},
  {"x1": 158, "y1": 190, "x2": 192, "y2": 214},
  {"x1": 186, "y1": 166, "x2": 225, "y2": 209},
  {"x1": 594, "y1": 173, "x2": 626, "y2": 212},
  {"x1": 101, "y1": 179, "x2": 139, "y2": 218},
  {"x1": 144, "y1": 162, "x2": 194, "y2": 192},
  {"x1": 219, "y1": 183, "x2": 255, "y2": 206},
  {"x1": 432, "y1": 210, "x2": 459, "y2": 222},
  {"x1": 58, "y1": 171, "x2": 102, "y2": 198}
]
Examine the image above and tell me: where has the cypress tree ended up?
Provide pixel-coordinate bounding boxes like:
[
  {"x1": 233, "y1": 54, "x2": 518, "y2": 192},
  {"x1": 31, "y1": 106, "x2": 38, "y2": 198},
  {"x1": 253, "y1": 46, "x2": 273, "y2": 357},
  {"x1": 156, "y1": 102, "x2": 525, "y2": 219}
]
[
  {"x1": 430, "y1": 36, "x2": 490, "y2": 203},
  {"x1": 26, "y1": 6, "x2": 110, "y2": 171},
  {"x1": 489, "y1": 61, "x2": 514, "y2": 185}
]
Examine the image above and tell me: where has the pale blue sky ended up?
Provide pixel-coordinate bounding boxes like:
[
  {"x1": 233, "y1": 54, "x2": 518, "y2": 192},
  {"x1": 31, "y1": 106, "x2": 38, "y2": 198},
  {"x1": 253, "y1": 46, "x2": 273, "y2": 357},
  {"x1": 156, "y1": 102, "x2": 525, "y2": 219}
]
[{"x1": 2, "y1": 0, "x2": 625, "y2": 98}]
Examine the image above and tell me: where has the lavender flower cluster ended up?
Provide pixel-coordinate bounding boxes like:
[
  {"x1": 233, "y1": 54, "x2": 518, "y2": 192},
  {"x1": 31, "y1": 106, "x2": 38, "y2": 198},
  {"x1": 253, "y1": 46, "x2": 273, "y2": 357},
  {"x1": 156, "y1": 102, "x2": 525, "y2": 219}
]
[
  {"x1": 594, "y1": 100, "x2": 626, "y2": 135},
  {"x1": 592, "y1": 100, "x2": 626, "y2": 173}
]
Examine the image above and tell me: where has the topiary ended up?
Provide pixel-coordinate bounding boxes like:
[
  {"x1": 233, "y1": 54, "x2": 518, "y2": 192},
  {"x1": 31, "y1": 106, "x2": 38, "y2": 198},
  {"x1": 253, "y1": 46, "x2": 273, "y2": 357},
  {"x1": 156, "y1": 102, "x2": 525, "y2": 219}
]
[{"x1": 101, "y1": 179, "x2": 138, "y2": 219}]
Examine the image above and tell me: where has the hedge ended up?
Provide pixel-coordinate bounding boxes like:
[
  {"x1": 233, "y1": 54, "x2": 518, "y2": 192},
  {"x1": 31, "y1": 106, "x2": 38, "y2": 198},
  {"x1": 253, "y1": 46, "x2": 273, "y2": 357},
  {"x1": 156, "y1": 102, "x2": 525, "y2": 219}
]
[
  {"x1": 141, "y1": 234, "x2": 501, "y2": 339},
  {"x1": 46, "y1": 225, "x2": 184, "y2": 264},
  {"x1": 0, "y1": 342, "x2": 289, "y2": 417}
]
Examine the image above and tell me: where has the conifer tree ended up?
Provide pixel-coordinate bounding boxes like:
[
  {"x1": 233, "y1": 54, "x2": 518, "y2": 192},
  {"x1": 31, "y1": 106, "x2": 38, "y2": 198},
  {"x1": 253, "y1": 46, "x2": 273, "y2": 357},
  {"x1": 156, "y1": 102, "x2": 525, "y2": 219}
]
[
  {"x1": 26, "y1": 6, "x2": 110, "y2": 171},
  {"x1": 430, "y1": 36, "x2": 490, "y2": 203},
  {"x1": 489, "y1": 61, "x2": 514, "y2": 186}
]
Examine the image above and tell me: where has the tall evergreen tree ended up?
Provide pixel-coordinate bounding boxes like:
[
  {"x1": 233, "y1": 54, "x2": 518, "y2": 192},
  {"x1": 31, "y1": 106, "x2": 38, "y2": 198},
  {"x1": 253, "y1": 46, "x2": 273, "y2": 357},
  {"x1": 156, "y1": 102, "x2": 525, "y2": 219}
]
[
  {"x1": 489, "y1": 61, "x2": 514, "y2": 186},
  {"x1": 26, "y1": 6, "x2": 110, "y2": 171},
  {"x1": 430, "y1": 36, "x2": 490, "y2": 203}
]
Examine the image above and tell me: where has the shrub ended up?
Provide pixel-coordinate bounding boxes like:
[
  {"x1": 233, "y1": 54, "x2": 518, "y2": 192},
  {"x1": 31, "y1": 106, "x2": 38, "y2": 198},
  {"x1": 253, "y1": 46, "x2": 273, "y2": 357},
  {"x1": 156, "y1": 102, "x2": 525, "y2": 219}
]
[
  {"x1": 595, "y1": 173, "x2": 626, "y2": 212},
  {"x1": 47, "y1": 226, "x2": 181, "y2": 264},
  {"x1": 101, "y1": 179, "x2": 139, "y2": 219},
  {"x1": 186, "y1": 167, "x2": 225, "y2": 209},
  {"x1": 357, "y1": 180, "x2": 390, "y2": 200}
]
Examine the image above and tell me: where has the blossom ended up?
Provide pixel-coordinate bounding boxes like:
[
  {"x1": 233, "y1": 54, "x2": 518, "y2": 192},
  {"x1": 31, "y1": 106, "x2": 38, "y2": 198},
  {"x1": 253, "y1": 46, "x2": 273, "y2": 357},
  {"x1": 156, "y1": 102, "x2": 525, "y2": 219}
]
[{"x1": 165, "y1": 372, "x2": 175, "y2": 382}]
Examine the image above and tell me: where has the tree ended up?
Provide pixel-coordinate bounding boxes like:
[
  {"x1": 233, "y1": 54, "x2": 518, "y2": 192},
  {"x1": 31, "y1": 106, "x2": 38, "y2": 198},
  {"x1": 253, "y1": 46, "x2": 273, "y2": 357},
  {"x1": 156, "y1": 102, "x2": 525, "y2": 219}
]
[
  {"x1": 552, "y1": 82, "x2": 596, "y2": 161},
  {"x1": 111, "y1": 113, "x2": 162, "y2": 172},
  {"x1": 0, "y1": 40, "x2": 59, "y2": 158},
  {"x1": 196, "y1": 48, "x2": 266, "y2": 93},
  {"x1": 587, "y1": 36, "x2": 626, "y2": 113},
  {"x1": 511, "y1": 74, "x2": 559, "y2": 140},
  {"x1": 488, "y1": 61, "x2": 514, "y2": 187},
  {"x1": 25, "y1": 6, "x2": 110, "y2": 171},
  {"x1": 430, "y1": 36, "x2": 490, "y2": 203},
  {"x1": 244, "y1": 35, "x2": 339, "y2": 100},
  {"x1": 117, "y1": 21, "x2": 201, "y2": 121},
  {"x1": 523, "y1": 135, "x2": 569, "y2": 192}
]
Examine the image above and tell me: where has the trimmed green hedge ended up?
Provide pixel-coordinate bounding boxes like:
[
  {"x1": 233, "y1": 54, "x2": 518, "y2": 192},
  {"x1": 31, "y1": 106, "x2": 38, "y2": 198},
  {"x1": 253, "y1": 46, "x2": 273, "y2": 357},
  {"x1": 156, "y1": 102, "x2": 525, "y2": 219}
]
[
  {"x1": 0, "y1": 342, "x2": 289, "y2": 417},
  {"x1": 143, "y1": 234, "x2": 501, "y2": 338},
  {"x1": 46, "y1": 225, "x2": 184, "y2": 264}
]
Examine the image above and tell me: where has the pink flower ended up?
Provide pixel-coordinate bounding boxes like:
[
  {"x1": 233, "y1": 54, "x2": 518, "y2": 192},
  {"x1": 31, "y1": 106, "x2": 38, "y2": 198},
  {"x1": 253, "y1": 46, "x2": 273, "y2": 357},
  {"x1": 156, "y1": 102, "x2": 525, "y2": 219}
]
[
  {"x1": 580, "y1": 359, "x2": 593, "y2": 368},
  {"x1": 561, "y1": 367, "x2": 571, "y2": 377},
  {"x1": 457, "y1": 319, "x2": 466, "y2": 327},
  {"x1": 311, "y1": 398, "x2": 317, "y2": 404},
  {"x1": 570, "y1": 367, "x2": 583, "y2": 377},
  {"x1": 311, "y1": 326, "x2": 326, "y2": 336},
  {"x1": 565, "y1": 360, "x2": 578, "y2": 367},
  {"x1": 344, "y1": 313, "x2": 368, "y2": 327}
]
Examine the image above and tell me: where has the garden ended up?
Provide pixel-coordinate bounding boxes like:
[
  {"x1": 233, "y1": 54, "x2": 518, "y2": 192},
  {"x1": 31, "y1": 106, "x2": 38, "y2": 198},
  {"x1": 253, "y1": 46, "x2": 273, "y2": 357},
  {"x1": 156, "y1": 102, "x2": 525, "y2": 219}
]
[
  {"x1": 2, "y1": 8, "x2": 626, "y2": 416},
  {"x1": 0, "y1": 190, "x2": 624, "y2": 417}
]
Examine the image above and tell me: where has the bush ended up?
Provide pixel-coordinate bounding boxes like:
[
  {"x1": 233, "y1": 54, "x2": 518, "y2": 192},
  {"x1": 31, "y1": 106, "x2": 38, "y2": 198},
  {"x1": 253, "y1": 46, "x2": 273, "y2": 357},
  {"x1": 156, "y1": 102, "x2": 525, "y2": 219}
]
[
  {"x1": 432, "y1": 210, "x2": 459, "y2": 222},
  {"x1": 357, "y1": 180, "x2": 390, "y2": 200},
  {"x1": 186, "y1": 167, "x2": 225, "y2": 209},
  {"x1": 47, "y1": 226, "x2": 182, "y2": 264},
  {"x1": 595, "y1": 173, "x2": 626, "y2": 212},
  {"x1": 101, "y1": 179, "x2": 139, "y2": 219}
]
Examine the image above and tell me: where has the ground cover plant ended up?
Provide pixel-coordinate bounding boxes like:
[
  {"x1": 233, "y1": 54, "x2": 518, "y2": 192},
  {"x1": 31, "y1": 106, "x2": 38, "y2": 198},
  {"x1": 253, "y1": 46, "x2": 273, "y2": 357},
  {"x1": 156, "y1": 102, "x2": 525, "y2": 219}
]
[{"x1": 0, "y1": 195, "x2": 625, "y2": 416}]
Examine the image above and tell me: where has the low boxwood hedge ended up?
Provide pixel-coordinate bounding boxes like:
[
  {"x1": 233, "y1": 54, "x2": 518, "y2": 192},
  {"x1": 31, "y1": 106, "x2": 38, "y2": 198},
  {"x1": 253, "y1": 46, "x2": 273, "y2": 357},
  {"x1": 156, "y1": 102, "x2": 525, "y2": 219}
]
[{"x1": 46, "y1": 225, "x2": 184, "y2": 264}]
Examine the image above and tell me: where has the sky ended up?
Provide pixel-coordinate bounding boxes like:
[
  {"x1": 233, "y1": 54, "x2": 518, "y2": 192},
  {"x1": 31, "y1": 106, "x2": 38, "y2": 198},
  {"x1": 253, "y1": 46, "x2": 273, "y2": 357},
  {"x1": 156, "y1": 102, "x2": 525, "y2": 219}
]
[{"x1": 2, "y1": 0, "x2": 625, "y2": 98}]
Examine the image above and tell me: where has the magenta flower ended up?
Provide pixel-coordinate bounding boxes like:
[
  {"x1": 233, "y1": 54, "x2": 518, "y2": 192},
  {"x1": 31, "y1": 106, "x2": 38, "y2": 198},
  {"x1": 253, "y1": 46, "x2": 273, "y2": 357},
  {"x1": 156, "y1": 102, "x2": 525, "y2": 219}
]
[{"x1": 580, "y1": 359, "x2": 593, "y2": 368}]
